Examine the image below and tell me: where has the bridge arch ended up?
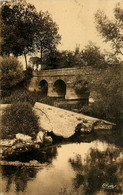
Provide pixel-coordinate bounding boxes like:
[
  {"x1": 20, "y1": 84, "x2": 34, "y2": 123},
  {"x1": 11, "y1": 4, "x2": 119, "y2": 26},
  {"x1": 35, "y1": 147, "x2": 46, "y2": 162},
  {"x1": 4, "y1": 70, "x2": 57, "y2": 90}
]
[
  {"x1": 39, "y1": 79, "x2": 48, "y2": 96},
  {"x1": 53, "y1": 79, "x2": 66, "y2": 98}
]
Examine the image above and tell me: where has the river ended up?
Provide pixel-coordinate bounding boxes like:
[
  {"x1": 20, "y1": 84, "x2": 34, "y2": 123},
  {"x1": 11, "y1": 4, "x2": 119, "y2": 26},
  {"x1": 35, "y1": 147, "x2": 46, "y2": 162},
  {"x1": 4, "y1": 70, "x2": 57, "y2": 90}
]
[{"x1": 1, "y1": 139, "x2": 123, "y2": 195}]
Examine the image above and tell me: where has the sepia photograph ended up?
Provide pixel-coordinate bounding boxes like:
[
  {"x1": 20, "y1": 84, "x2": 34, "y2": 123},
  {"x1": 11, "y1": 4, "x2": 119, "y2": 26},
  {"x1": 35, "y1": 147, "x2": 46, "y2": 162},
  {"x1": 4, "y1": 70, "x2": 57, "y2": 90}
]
[{"x1": 0, "y1": 0, "x2": 123, "y2": 194}]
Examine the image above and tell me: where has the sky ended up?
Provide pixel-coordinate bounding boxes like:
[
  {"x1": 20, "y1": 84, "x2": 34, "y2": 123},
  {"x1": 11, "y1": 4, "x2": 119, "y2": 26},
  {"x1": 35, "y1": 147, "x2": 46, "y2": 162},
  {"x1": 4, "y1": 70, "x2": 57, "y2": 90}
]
[{"x1": 27, "y1": 0, "x2": 121, "y2": 51}]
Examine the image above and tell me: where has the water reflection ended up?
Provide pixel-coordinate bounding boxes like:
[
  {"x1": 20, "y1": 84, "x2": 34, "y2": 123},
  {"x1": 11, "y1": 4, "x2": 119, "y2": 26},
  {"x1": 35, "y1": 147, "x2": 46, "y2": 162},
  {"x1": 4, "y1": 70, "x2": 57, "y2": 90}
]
[
  {"x1": 1, "y1": 146, "x2": 57, "y2": 193},
  {"x1": 69, "y1": 147, "x2": 123, "y2": 194},
  {"x1": 4, "y1": 146, "x2": 57, "y2": 163},
  {"x1": 2, "y1": 165, "x2": 38, "y2": 193},
  {"x1": 1, "y1": 141, "x2": 123, "y2": 195}
]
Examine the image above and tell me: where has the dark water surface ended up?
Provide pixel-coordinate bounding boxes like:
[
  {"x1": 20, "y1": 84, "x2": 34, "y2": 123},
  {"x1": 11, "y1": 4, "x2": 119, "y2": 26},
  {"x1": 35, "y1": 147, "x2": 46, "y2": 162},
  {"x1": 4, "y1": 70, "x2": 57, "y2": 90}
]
[{"x1": 1, "y1": 140, "x2": 123, "y2": 195}]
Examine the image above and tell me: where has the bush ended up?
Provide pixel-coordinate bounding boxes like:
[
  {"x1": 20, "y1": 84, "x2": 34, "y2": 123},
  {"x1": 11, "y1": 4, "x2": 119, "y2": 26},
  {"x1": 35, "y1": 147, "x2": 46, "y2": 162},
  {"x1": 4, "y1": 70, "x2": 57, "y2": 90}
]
[
  {"x1": 1, "y1": 102, "x2": 40, "y2": 139},
  {"x1": 81, "y1": 64, "x2": 123, "y2": 122},
  {"x1": 23, "y1": 67, "x2": 33, "y2": 87},
  {"x1": 74, "y1": 80, "x2": 90, "y2": 95},
  {"x1": 0, "y1": 56, "x2": 24, "y2": 90},
  {"x1": 1, "y1": 88, "x2": 41, "y2": 106}
]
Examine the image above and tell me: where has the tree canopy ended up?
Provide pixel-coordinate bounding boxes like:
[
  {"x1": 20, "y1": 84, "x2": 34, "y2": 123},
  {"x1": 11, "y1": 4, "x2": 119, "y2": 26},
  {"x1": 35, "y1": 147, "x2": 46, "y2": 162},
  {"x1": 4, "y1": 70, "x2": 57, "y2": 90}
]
[
  {"x1": 1, "y1": 0, "x2": 38, "y2": 68},
  {"x1": 81, "y1": 42, "x2": 106, "y2": 68},
  {"x1": 1, "y1": 0, "x2": 61, "y2": 69},
  {"x1": 33, "y1": 11, "x2": 61, "y2": 63},
  {"x1": 0, "y1": 56, "x2": 24, "y2": 90},
  {"x1": 95, "y1": 2, "x2": 123, "y2": 57}
]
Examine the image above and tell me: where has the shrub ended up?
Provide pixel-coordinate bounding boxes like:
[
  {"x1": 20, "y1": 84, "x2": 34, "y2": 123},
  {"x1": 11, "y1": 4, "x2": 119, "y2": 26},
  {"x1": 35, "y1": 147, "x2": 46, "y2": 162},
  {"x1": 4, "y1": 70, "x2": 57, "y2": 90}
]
[
  {"x1": 1, "y1": 88, "x2": 41, "y2": 106},
  {"x1": 0, "y1": 56, "x2": 24, "y2": 90},
  {"x1": 74, "y1": 80, "x2": 90, "y2": 95},
  {"x1": 23, "y1": 67, "x2": 33, "y2": 87},
  {"x1": 1, "y1": 102, "x2": 40, "y2": 139},
  {"x1": 81, "y1": 64, "x2": 123, "y2": 122}
]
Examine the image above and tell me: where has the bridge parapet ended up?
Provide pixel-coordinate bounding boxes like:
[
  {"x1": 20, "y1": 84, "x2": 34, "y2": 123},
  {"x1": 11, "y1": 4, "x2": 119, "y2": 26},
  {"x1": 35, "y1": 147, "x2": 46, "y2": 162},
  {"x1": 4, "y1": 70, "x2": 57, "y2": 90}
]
[{"x1": 33, "y1": 67, "x2": 84, "y2": 77}]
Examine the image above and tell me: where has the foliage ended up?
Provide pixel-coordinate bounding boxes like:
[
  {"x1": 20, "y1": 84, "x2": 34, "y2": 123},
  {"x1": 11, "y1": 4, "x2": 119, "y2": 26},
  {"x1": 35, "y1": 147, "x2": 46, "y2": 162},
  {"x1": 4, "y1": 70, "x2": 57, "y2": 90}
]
[
  {"x1": 33, "y1": 11, "x2": 61, "y2": 63},
  {"x1": 1, "y1": 0, "x2": 61, "y2": 69},
  {"x1": 95, "y1": 2, "x2": 123, "y2": 57},
  {"x1": 45, "y1": 44, "x2": 108, "y2": 69},
  {"x1": 45, "y1": 50, "x2": 66, "y2": 68},
  {"x1": 1, "y1": 102, "x2": 40, "y2": 139},
  {"x1": 45, "y1": 48, "x2": 86, "y2": 69},
  {"x1": 80, "y1": 3, "x2": 123, "y2": 121},
  {"x1": 81, "y1": 42, "x2": 107, "y2": 68},
  {"x1": 81, "y1": 64, "x2": 123, "y2": 121},
  {"x1": 0, "y1": 56, "x2": 24, "y2": 90},
  {"x1": 23, "y1": 67, "x2": 33, "y2": 86},
  {"x1": 94, "y1": 64, "x2": 122, "y2": 120},
  {"x1": 74, "y1": 80, "x2": 90, "y2": 95},
  {"x1": 1, "y1": 88, "x2": 41, "y2": 106},
  {"x1": 1, "y1": 0, "x2": 38, "y2": 68}
]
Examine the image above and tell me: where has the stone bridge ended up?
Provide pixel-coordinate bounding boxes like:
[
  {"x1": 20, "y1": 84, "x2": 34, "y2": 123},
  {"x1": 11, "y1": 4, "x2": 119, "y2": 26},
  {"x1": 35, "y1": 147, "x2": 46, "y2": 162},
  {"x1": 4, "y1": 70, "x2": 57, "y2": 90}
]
[{"x1": 28, "y1": 67, "x2": 90, "y2": 100}]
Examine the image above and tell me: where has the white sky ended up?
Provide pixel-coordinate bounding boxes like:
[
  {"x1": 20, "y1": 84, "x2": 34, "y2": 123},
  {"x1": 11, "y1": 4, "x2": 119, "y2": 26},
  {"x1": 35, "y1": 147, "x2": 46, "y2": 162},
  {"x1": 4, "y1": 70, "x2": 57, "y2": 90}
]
[{"x1": 27, "y1": 0, "x2": 121, "y2": 51}]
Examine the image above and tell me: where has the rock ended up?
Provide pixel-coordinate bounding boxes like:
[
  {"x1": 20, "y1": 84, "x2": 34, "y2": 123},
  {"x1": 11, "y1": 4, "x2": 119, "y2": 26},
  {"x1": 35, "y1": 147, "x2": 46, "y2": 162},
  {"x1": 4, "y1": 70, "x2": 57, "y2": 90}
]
[
  {"x1": 1, "y1": 139, "x2": 16, "y2": 147},
  {"x1": 14, "y1": 142, "x2": 24, "y2": 149},
  {"x1": 33, "y1": 102, "x2": 115, "y2": 138},
  {"x1": 35, "y1": 144, "x2": 40, "y2": 149},
  {"x1": 75, "y1": 121, "x2": 94, "y2": 134},
  {"x1": 29, "y1": 160, "x2": 39, "y2": 164},
  {"x1": 93, "y1": 120, "x2": 115, "y2": 131},
  {"x1": 16, "y1": 133, "x2": 32, "y2": 142},
  {"x1": 36, "y1": 131, "x2": 44, "y2": 144},
  {"x1": 44, "y1": 136, "x2": 53, "y2": 144},
  {"x1": 3, "y1": 148, "x2": 14, "y2": 156}
]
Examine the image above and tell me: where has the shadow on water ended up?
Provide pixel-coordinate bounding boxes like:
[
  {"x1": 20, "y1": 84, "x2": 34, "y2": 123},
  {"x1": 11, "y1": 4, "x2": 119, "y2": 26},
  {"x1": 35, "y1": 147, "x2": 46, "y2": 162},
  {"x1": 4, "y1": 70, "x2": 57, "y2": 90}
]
[
  {"x1": 69, "y1": 123, "x2": 123, "y2": 149},
  {"x1": 1, "y1": 146, "x2": 58, "y2": 193},
  {"x1": 2, "y1": 165, "x2": 38, "y2": 193},
  {"x1": 69, "y1": 147, "x2": 123, "y2": 195},
  {"x1": 4, "y1": 146, "x2": 58, "y2": 163}
]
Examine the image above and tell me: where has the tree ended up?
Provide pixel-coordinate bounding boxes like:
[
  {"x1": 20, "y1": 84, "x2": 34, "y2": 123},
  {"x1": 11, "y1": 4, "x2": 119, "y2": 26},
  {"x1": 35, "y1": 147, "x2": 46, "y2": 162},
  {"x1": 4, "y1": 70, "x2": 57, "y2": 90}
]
[
  {"x1": 81, "y1": 42, "x2": 106, "y2": 68},
  {"x1": 64, "y1": 47, "x2": 85, "y2": 68},
  {"x1": 45, "y1": 47, "x2": 85, "y2": 69},
  {"x1": 81, "y1": 62, "x2": 123, "y2": 121},
  {"x1": 1, "y1": 0, "x2": 39, "y2": 69},
  {"x1": 33, "y1": 11, "x2": 61, "y2": 63},
  {"x1": 1, "y1": 0, "x2": 61, "y2": 69},
  {"x1": 95, "y1": 2, "x2": 123, "y2": 57},
  {"x1": 0, "y1": 56, "x2": 24, "y2": 90},
  {"x1": 94, "y1": 64, "x2": 122, "y2": 121},
  {"x1": 90, "y1": 3, "x2": 123, "y2": 121}
]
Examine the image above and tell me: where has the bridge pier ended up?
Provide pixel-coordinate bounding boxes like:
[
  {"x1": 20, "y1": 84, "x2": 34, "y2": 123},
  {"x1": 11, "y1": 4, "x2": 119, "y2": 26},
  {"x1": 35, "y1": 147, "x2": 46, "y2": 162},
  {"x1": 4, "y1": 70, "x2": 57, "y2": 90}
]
[
  {"x1": 47, "y1": 82, "x2": 57, "y2": 97},
  {"x1": 65, "y1": 82, "x2": 76, "y2": 99},
  {"x1": 65, "y1": 82, "x2": 84, "y2": 100}
]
